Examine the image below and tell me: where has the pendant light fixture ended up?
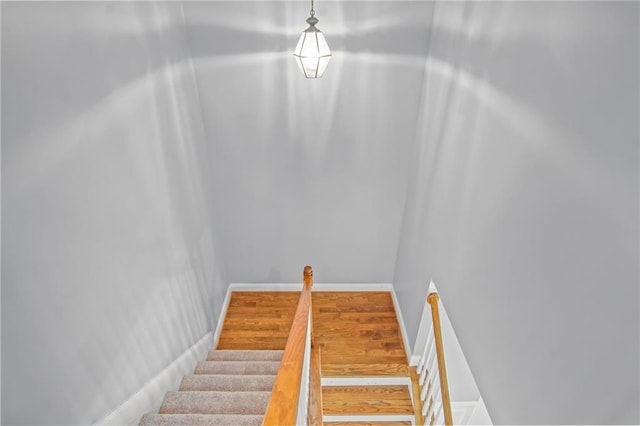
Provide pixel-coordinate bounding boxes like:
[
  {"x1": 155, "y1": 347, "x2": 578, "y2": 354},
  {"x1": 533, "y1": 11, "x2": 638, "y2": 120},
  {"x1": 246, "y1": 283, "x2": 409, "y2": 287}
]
[{"x1": 293, "y1": 0, "x2": 331, "y2": 78}]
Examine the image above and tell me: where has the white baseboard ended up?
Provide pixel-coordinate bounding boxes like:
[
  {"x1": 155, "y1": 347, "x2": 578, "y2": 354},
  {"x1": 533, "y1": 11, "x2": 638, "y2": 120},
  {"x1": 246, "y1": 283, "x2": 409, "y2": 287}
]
[
  {"x1": 213, "y1": 285, "x2": 235, "y2": 348},
  {"x1": 95, "y1": 331, "x2": 214, "y2": 426},
  {"x1": 228, "y1": 283, "x2": 394, "y2": 292},
  {"x1": 389, "y1": 288, "x2": 413, "y2": 364}
]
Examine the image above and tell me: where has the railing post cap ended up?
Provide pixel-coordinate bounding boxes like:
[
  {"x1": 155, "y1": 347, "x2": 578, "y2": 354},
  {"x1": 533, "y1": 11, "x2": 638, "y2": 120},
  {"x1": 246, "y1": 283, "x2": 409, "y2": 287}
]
[
  {"x1": 427, "y1": 292, "x2": 439, "y2": 304},
  {"x1": 304, "y1": 266, "x2": 313, "y2": 276}
]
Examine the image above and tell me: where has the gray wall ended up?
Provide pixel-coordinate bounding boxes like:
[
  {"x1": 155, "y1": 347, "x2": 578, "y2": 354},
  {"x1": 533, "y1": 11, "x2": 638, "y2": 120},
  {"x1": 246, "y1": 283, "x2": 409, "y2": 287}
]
[
  {"x1": 2, "y1": 2, "x2": 227, "y2": 424},
  {"x1": 182, "y1": 1, "x2": 432, "y2": 283},
  {"x1": 394, "y1": 1, "x2": 639, "y2": 424}
]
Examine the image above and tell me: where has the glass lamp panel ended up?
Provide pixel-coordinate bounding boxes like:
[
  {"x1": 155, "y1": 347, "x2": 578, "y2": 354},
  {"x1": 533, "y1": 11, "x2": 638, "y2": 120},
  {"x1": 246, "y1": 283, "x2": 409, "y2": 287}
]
[
  {"x1": 294, "y1": 32, "x2": 306, "y2": 56},
  {"x1": 300, "y1": 32, "x2": 321, "y2": 58},
  {"x1": 316, "y1": 55, "x2": 331, "y2": 78},
  {"x1": 315, "y1": 32, "x2": 331, "y2": 57},
  {"x1": 300, "y1": 56, "x2": 320, "y2": 78},
  {"x1": 295, "y1": 56, "x2": 306, "y2": 76}
]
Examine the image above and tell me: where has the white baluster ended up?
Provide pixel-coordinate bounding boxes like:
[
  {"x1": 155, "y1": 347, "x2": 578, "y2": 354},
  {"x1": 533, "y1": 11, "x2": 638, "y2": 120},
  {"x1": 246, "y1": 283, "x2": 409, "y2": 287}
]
[
  {"x1": 417, "y1": 327, "x2": 433, "y2": 374},
  {"x1": 429, "y1": 401, "x2": 442, "y2": 425},
  {"x1": 435, "y1": 402, "x2": 444, "y2": 425},
  {"x1": 420, "y1": 376, "x2": 429, "y2": 401},
  {"x1": 422, "y1": 385, "x2": 430, "y2": 417},
  {"x1": 425, "y1": 376, "x2": 441, "y2": 421},
  {"x1": 420, "y1": 341, "x2": 436, "y2": 386}
]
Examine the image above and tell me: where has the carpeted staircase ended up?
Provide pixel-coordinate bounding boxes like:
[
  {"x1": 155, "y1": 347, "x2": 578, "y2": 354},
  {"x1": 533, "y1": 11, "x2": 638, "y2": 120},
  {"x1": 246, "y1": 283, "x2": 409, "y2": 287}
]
[{"x1": 139, "y1": 349, "x2": 283, "y2": 426}]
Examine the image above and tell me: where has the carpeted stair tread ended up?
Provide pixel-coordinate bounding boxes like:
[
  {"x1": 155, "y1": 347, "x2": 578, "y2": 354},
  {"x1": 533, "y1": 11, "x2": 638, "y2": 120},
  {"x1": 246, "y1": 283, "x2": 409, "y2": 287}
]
[
  {"x1": 179, "y1": 374, "x2": 275, "y2": 391},
  {"x1": 206, "y1": 349, "x2": 283, "y2": 361},
  {"x1": 194, "y1": 360, "x2": 280, "y2": 375},
  {"x1": 159, "y1": 391, "x2": 270, "y2": 415},
  {"x1": 139, "y1": 413, "x2": 263, "y2": 425}
]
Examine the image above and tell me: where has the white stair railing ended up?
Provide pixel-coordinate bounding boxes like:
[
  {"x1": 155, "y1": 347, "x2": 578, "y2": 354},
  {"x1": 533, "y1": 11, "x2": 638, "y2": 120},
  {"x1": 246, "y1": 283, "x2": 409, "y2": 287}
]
[{"x1": 415, "y1": 292, "x2": 453, "y2": 425}]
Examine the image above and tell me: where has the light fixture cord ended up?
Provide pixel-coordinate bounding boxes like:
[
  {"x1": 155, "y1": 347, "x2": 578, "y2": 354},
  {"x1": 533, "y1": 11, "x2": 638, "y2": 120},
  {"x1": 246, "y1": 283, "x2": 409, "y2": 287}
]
[{"x1": 310, "y1": 0, "x2": 315, "y2": 16}]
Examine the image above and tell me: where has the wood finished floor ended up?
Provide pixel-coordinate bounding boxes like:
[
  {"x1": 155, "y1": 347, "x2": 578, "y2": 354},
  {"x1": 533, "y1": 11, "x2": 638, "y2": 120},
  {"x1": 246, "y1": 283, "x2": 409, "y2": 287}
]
[
  {"x1": 216, "y1": 291, "x2": 299, "y2": 350},
  {"x1": 217, "y1": 291, "x2": 414, "y2": 421},
  {"x1": 218, "y1": 291, "x2": 409, "y2": 376},
  {"x1": 313, "y1": 292, "x2": 408, "y2": 377},
  {"x1": 322, "y1": 386, "x2": 414, "y2": 415}
]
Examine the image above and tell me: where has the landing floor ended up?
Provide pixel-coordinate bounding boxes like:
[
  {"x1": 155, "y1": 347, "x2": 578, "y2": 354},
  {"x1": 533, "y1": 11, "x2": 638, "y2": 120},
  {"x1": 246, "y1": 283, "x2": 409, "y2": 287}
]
[{"x1": 217, "y1": 291, "x2": 409, "y2": 376}]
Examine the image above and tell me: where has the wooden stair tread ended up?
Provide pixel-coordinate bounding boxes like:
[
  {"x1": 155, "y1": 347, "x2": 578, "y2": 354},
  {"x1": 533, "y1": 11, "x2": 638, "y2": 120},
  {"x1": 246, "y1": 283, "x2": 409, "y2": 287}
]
[
  {"x1": 322, "y1": 356, "x2": 408, "y2": 366},
  {"x1": 318, "y1": 347, "x2": 407, "y2": 357},
  {"x1": 324, "y1": 385, "x2": 412, "y2": 398},
  {"x1": 322, "y1": 385, "x2": 414, "y2": 415},
  {"x1": 312, "y1": 291, "x2": 409, "y2": 381},
  {"x1": 322, "y1": 363, "x2": 410, "y2": 377}
]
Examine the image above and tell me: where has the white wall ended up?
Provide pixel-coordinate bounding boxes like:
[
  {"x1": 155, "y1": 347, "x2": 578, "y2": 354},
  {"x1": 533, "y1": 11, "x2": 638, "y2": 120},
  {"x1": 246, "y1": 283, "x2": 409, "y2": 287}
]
[
  {"x1": 182, "y1": 1, "x2": 432, "y2": 283},
  {"x1": 1, "y1": 2, "x2": 228, "y2": 424},
  {"x1": 394, "y1": 1, "x2": 639, "y2": 424}
]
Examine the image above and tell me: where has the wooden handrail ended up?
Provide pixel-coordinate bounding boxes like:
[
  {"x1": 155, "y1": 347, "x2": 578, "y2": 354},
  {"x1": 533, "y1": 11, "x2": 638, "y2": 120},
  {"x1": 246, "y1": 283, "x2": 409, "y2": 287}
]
[
  {"x1": 262, "y1": 266, "x2": 313, "y2": 426},
  {"x1": 427, "y1": 292, "x2": 453, "y2": 426}
]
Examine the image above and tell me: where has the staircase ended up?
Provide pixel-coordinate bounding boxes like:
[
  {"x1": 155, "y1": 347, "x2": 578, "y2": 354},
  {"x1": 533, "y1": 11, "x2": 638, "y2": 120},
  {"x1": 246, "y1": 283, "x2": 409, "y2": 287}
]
[
  {"x1": 139, "y1": 349, "x2": 283, "y2": 425},
  {"x1": 141, "y1": 289, "x2": 421, "y2": 425},
  {"x1": 313, "y1": 291, "x2": 417, "y2": 425}
]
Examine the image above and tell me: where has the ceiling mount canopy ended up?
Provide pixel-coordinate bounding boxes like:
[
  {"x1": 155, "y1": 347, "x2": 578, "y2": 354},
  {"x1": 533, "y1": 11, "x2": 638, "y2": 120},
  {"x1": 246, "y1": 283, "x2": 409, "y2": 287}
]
[{"x1": 293, "y1": 0, "x2": 332, "y2": 78}]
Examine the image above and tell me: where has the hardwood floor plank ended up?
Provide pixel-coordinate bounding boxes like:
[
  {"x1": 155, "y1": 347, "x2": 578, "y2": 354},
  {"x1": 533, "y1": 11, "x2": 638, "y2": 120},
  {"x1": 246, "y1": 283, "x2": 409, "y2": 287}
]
[
  {"x1": 323, "y1": 385, "x2": 411, "y2": 399},
  {"x1": 316, "y1": 347, "x2": 407, "y2": 358},
  {"x1": 322, "y1": 385, "x2": 413, "y2": 415},
  {"x1": 312, "y1": 292, "x2": 408, "y2": 377},
  {"x1": 217, "y1": 290, "x2": 415, "y2": 420},
  {"x1": 217, "y1": 292, "x2": 299, "y2": 350},
  {"x1": 321, "y1": 363, "x2": 410, "y2": 377}
]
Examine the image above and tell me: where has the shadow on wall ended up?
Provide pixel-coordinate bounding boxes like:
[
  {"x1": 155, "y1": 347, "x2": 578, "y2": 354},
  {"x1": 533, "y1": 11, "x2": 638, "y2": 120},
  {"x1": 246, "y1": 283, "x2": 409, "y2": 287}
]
[{"x1": 2, "y1": 2, "x2": 227, "y2": 424}]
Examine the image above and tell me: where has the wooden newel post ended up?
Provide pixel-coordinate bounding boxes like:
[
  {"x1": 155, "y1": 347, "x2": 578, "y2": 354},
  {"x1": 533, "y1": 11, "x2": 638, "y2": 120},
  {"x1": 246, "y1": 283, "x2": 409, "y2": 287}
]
[
  {"x1": 304, "y1": 265, "x2": 313, "y2": 290},
  {"x1": 427, "y1": 292, "x2": 453, "y2": 426}
]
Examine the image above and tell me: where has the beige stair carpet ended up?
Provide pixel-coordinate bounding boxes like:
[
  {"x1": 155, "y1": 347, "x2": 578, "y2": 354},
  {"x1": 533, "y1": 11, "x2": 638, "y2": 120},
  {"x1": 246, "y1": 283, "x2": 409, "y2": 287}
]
[{"x1": 139, "y1": 350, "x2": 283, "y2": 426}]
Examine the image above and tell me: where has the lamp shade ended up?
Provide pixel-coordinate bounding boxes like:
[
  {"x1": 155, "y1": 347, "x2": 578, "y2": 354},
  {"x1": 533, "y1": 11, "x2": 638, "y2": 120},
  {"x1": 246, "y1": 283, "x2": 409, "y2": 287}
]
[{"x1": 293, "y1": 18, "x2": 331, "y2": 78}]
